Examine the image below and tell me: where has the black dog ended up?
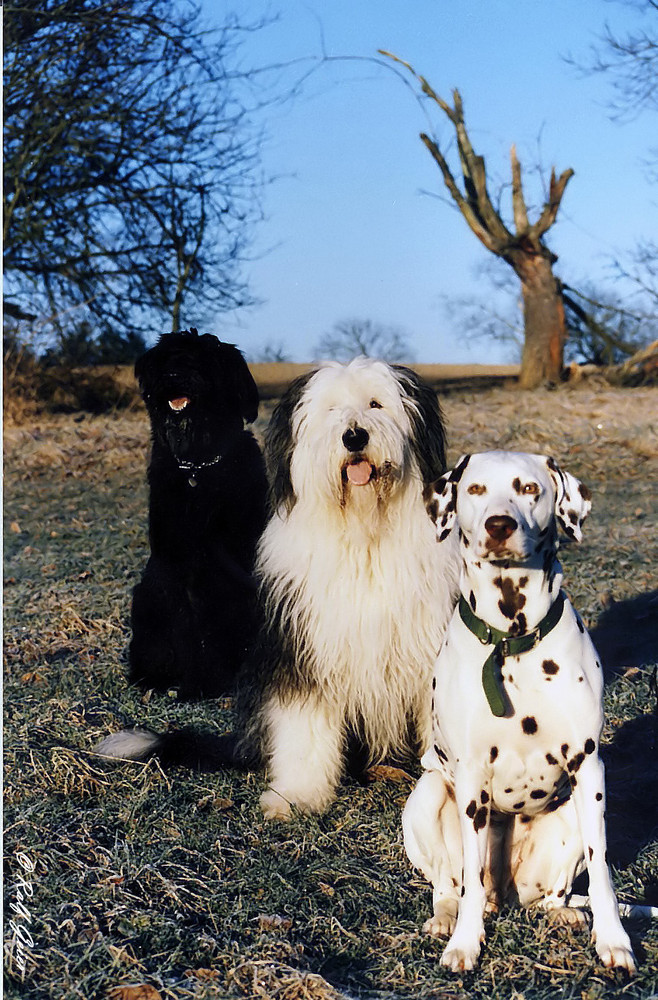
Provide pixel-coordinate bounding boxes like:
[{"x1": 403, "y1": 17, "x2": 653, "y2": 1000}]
[{"x1": 129, "y1": 329, "x2": 268, "y2": 698}]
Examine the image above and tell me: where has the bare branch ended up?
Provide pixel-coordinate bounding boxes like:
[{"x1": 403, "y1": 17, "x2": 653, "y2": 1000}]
[
  {"x1": 529, "y1": 167, "x2": 575, "y2": 240},
  {"x1": 510, "y1": 145, "x2": 529, "y2": 234}
]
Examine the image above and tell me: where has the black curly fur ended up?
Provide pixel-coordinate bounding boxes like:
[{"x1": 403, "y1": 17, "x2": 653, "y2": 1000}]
[{"x1": 129, "y1": 329, "x2": 267, "y2": 698}]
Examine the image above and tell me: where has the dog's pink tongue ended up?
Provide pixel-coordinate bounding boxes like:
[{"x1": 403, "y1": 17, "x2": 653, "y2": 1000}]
[{"x1": 346, "y1": 460, "x2": 372, "y2": 486}]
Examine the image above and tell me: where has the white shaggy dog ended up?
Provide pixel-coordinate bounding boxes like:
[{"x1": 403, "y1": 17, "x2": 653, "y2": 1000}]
[
  {"x1": 96, "y1": 358, "x2": 459, "y2": 821},
  {"x1": 244, "y1": 358, "x2": 460, "y2": 819}
]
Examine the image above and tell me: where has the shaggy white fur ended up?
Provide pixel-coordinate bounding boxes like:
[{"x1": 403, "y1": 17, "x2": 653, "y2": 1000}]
[{"x1": 255, "y1": 358, "x2": 459, "y2": 819}]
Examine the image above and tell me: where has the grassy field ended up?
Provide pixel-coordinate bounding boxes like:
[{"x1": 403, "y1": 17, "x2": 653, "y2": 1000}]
[{"x1": 4, "y1": 379, "x2": 658, "y2": 999}]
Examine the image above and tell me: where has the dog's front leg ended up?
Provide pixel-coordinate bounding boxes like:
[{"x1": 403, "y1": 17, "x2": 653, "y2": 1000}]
[
  {"x1": 260, "y1": 693, "x2": 343, "y2": 821},
  {"x1": 571, "y1": 753, "x2": 636, "y2": 974},
  {"x1": 441, "y1": 764, "x2": 490, "y2": 972}
]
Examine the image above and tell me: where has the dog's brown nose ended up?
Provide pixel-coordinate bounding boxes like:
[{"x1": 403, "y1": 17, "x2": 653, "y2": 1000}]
[{"x1": 484, "y1": 515, "x2": 518, "y2": 541}]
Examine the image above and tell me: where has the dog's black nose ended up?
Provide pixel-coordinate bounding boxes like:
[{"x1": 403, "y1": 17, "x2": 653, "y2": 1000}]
[
  {"x1": 484, "y1": 515, "x2": 518, "y2": 541},
  {"x1": 342, "y1": 426, "x2": 369, "y2": 453}
]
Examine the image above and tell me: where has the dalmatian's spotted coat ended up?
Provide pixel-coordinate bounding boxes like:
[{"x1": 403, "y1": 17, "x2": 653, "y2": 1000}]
[{"x1": 403, "y1": 451, "x2": 636, "y2": 973}]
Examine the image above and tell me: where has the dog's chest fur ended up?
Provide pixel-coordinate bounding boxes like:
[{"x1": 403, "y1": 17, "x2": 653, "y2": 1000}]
[
  {"x1": 258, "y1": 484, "x2": 459, "y2": 747},
  {"x1": 429, "y1": 603, "x2": 604, "y2": 816}
]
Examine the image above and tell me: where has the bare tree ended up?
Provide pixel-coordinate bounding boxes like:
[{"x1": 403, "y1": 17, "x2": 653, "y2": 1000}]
[
  {"x1": 315, "y1": 318, "x2": 414, "y2": 363},
  {"x1": 574, "y1": 0, "x2": 658, "y2": 122},
  {"x1": 570, "y1": 1, "x2": 658, "y2": 310},
  {"x1": 383, "y1": 53, "x2": 574, "y2": 388},
  {"x1": 3, "y1": 0, "x2": 267, "y2": 357},
  {"x1": 249, "y1": 340, "x2": 292, "y2": 363}
]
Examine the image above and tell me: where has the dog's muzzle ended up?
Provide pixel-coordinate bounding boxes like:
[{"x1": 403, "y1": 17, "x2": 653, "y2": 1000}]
[
  {"x1": 484, "y1": 515, "x2": 518, "y2": 541},
  {"x1": 342, "y1": 426, "x2": 369, "y2": 452}
]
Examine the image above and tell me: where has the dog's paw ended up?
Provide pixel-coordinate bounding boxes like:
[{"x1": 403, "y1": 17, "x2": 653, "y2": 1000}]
[
  {"x1": 423, "y1": 900, "x2": 459, "y2": 938},
  {"x1": 440, "y1": 937, "x2": 481, "y2": 972},
  {"x1": 594, "y1": 936, "x2": 636, "y2": 975},
  {"x1": 260, "y1": 788, "x2": 293, "y2": 821},
  {"x1": 548, "y1": 906, "x2": 589, "y2": 930}
]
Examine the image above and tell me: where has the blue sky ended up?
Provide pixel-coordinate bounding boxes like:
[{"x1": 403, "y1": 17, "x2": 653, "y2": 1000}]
[{"x1": 202, "y1": 1, "x2": 656, "y2": 363}]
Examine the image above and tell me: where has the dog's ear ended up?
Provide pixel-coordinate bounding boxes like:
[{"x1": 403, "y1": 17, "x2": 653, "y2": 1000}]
[
  {"x1": 210, "y1": 340, "x2": 260, "y2": 425},
  {"x1": 393, "y1": 366, "x2": 447, "y2": 485},
  {"x1": 134, "y1": 344, "x2": 153, "y2": 392},
  {"x1": 265, "y1": 370, "x2": 316, "y2": 514},
  {"x1": 427, "y1": 454, "x2": 470, "y2": 541},
  {"x1": 545, "y1": 456, "x2": 592, "y2": 542}
]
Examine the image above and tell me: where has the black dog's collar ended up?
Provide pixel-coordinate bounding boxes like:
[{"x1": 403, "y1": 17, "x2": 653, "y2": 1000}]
[
  {"x1": 458, "y1": 591, "x2": 566, "y2": 717},
  {"x1": 177, "y1": 454, "x2": 223, "y2": 486}
]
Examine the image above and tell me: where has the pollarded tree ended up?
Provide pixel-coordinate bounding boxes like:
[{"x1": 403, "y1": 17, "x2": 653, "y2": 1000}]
[{"x1": 384, "y1": 53, "x2": 574, "y2": 388}]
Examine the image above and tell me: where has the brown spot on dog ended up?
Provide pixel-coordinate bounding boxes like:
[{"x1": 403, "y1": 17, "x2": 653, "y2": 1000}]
[
  {"x1": 542, "y1": 660, "x2": 559, "y2": 675},
  {"x1": 426, "y1": 498, "x2": 439, "y2": 523},
  {"x1": 567, "y1": 752, "x2": 585, "y2": 773},
  {"x1": 557, "y1": 888, "x2": 565, "y2": 898},
  {"x1": 512, "y1": 477, "x2": 522, "y2": 494},
  {"x1": 474, "y1": 806, "x2": 488, "y2": 831},
  {"x1": 504, "y1": 787, "x2": 513, "y2": 794},
  {"x1": 530, "y1": 789, "x2": 548, "y2": 799},
  {"x1": 579, "y1": 483, "x2": 592, "y2": 501},
  {"x1": 584, "y1": 738, "x2": 596, "y2": 755},
  {"x1": 522, "y1": 716, "x2": 538, "y2": 735},
  {"x1": 588, "y1": 846, "x2": 594, "y2": 861},
  {"x1": 480, "y1": 790, "x2": 489, "y2": 804},
  {"x1": 545, "y1": 752, "x2": 558, "y2": 766},
  {"x1": 494, "y1": 576, "x2": 526, "y2": 620},
  {"x1": 466, "y1": 800, "x2": 477, "y2": 818},
  {"x1": 490, "y1": 746, "x2": 499, "y2": 762},
  {"x1": 596, "y1": 792, "x2": 603, "y2": 802},
  {"x1": 561, "y1": 743, "x2": 569, "y2": 758},
  {"x1": 446, "y1": 784, "x2": 455, "y2": 801},
  {"x1": 508, "y1": 614, "x2": 526, "y2": 636}
]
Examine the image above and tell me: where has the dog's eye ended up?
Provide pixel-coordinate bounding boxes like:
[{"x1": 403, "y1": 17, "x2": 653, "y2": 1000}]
[
  {"x1": 467, "y1": 483, "x2": 487, "y2": 495},
  {"x1": 522, "y1": 482, "x2": 540, "y2": 495},
  {"x1": 369, "y1": 399, "x2": 382, "y2": 409}
]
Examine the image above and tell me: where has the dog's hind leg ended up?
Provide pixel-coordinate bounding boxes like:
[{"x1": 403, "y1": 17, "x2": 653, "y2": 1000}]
[
  {"x1": 402, "y1": 770, "x2": 462, "y2": 938},
  {"x1": 260, "y1": 693, "x2": 343, "y2": 821},
  {"x1": 511, "y1": 800, "x2": 585, "y2": 917}
]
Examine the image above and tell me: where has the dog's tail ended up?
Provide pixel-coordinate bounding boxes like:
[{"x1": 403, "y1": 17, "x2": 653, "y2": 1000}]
[
  {"x1": 569, "y1": 894, "x2": 658, "y2": 920},
  {"x1": 94, "y1": 727, "x2": 260, "y2": 772}
]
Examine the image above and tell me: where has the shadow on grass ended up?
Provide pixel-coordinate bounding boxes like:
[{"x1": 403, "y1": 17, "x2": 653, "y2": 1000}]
[
  {"x1": 590, "y1": 589, "x2": 658, "y2": 679},
  {"x1": 603, "y1": 709, "x2": 658, "y2": 876}
]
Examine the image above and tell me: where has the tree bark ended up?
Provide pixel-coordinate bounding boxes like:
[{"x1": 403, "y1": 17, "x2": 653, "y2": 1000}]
[{"x1": 514, "y1": 254, "x2": 567, "y2": 387}]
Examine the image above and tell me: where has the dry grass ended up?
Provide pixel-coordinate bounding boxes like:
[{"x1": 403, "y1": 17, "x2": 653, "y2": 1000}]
[{"x1": 4, "y1": 380, "x2": 657, "y2": 999}]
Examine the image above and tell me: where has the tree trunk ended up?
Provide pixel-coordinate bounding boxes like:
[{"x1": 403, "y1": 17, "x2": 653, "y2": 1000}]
[{"x1": 516, "y1": 254, "x2": 566, "y2": 388}]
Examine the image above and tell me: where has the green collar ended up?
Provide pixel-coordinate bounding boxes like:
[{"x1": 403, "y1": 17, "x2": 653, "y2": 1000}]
[{"x1": 458, "y1": 591, "x2": 566, "y2": 717}]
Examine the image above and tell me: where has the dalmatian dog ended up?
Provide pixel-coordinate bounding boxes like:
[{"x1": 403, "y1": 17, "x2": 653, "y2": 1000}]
[{"x1": 403, "y1": 451, "x2": 636, "y2": 974}]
